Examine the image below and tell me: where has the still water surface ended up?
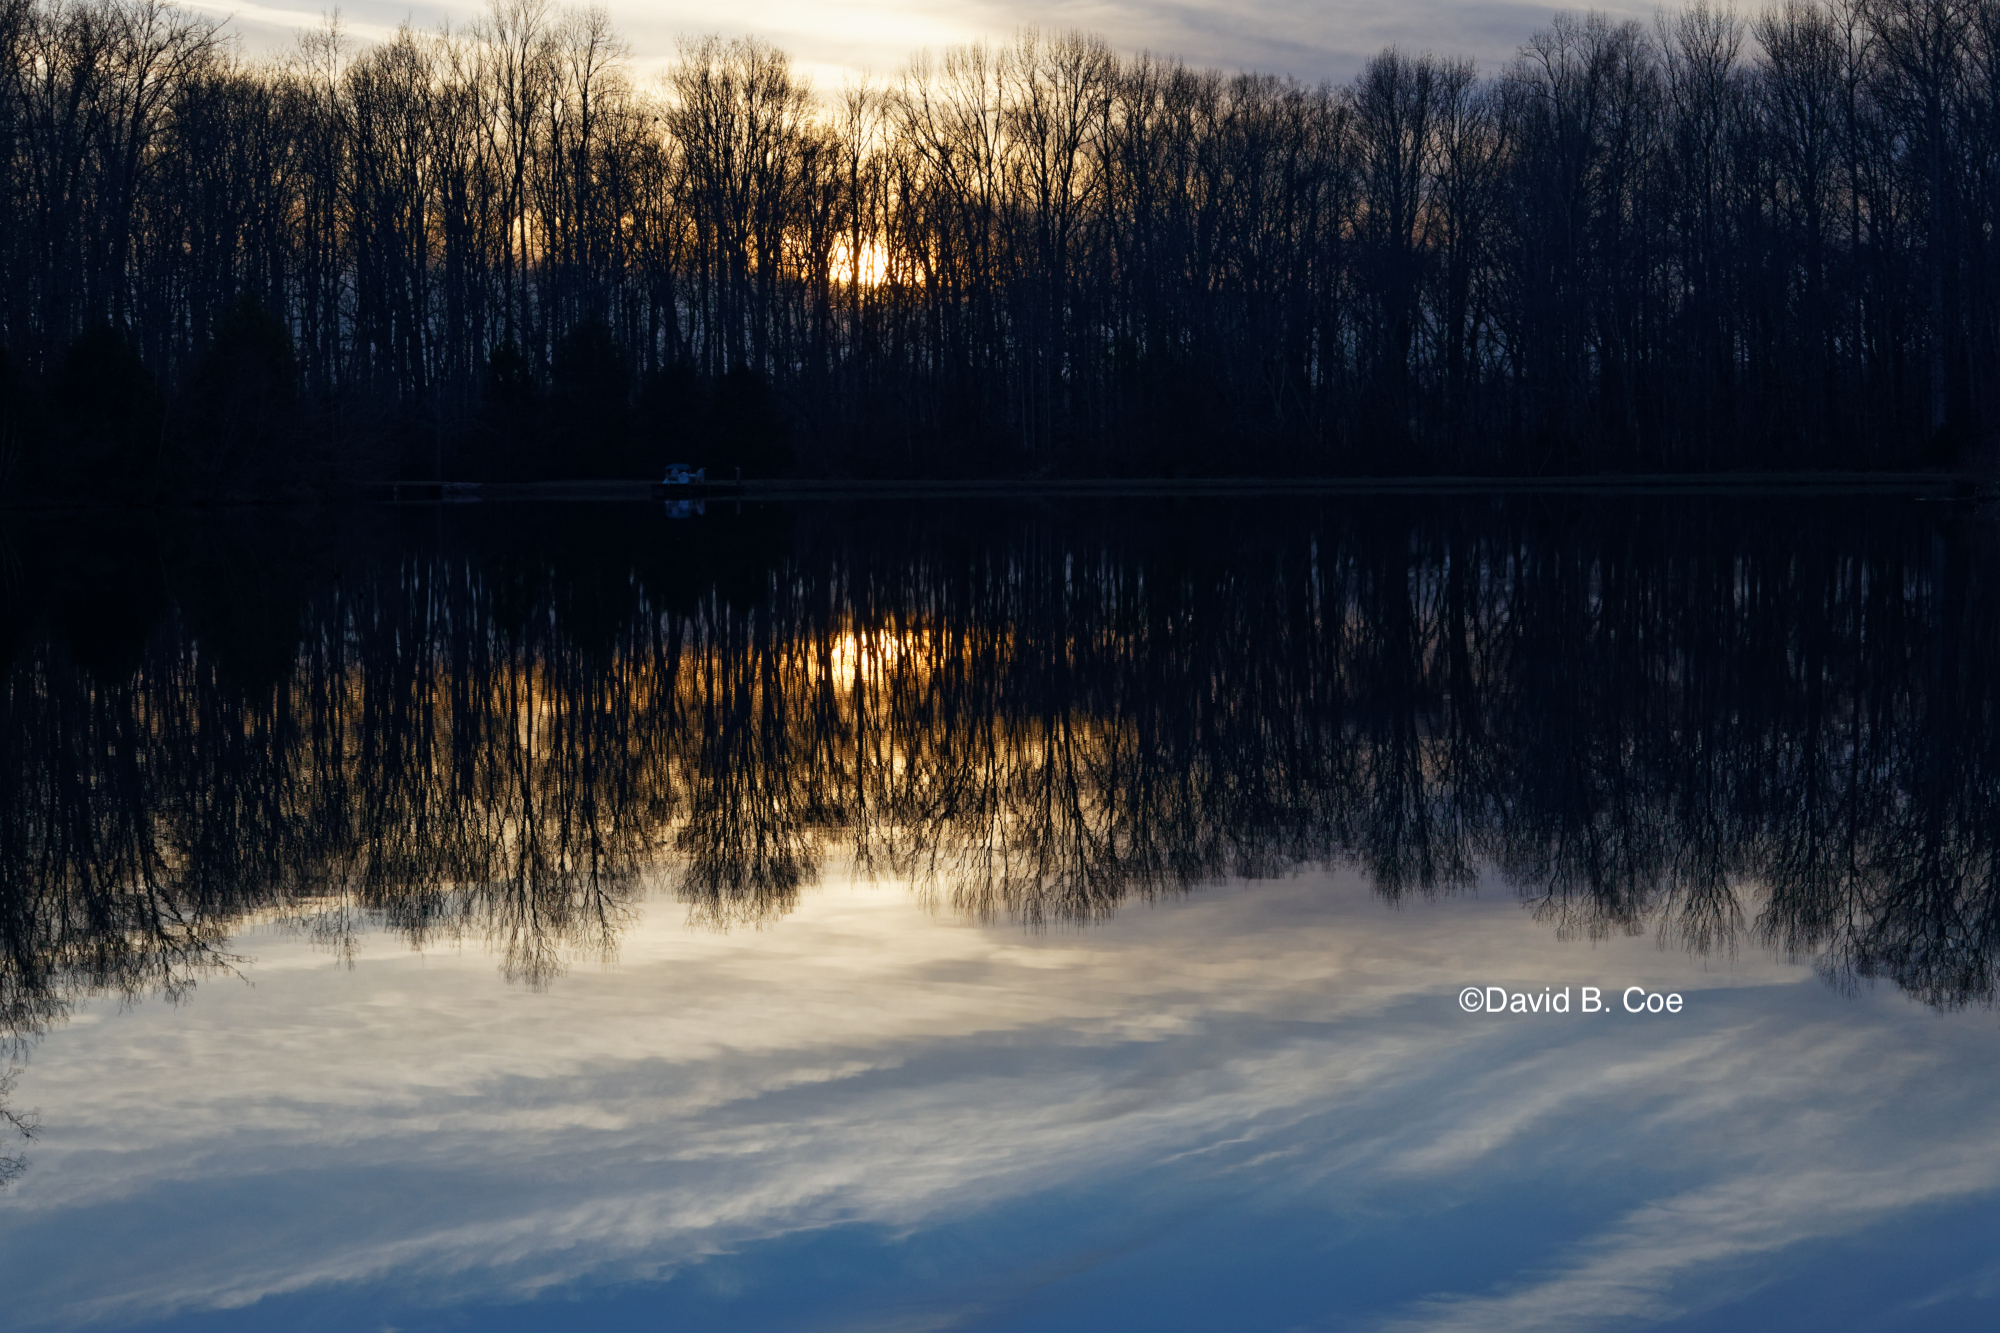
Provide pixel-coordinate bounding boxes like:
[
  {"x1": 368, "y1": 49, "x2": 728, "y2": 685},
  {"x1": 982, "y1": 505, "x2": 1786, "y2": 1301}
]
[{"x1": 2, "y1": 497, "x2": 1998, "y2": 1331}]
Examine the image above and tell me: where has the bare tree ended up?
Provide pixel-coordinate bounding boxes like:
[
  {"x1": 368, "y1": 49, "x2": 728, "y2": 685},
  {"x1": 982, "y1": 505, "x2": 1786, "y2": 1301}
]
[{"x1": 2, "y1": 2, "x2": 1996, "y2": 491}]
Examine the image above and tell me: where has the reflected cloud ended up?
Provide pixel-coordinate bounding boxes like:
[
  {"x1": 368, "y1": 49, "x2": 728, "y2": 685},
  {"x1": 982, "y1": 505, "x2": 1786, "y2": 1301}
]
[{"x1": 0, "y1": 878, "x2": 1995, "y2": 1330}]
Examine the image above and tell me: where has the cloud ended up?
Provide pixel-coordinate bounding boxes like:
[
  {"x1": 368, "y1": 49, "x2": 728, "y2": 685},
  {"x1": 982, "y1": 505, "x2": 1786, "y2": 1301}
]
[{"x1": 192, "y1": 0, "x2": 1664, "y2": 86}]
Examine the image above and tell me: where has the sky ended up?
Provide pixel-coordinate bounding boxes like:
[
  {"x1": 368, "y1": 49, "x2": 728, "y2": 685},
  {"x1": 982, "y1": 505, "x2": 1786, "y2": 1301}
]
[
  {"x1": 3, "y1": 868, "x2": 1998, "y2": 1331},
  {"x1": 182, "y1": 0, "x2": 1663, "y2": 95}
]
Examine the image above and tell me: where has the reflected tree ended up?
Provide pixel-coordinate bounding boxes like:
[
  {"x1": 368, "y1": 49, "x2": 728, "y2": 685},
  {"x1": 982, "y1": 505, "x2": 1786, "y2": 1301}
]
[
  {"x1": 0, "y1": 1064, "x2": 32, "y2": 1190},
  {"x1": 5, "y1": 496, "x2": 2000, "y2": 1065}
]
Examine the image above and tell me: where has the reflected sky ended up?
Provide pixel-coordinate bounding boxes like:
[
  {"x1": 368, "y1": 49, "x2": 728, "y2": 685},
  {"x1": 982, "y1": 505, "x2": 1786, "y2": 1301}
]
[
  {"x1": 6, "y1": 495, "x2": 2000, "y2": 1330},
  {"x1": 3, "y1": 868, "x2": 1997, "y2": 1331},
  {"x1": 191, "y1": 0, "x2": 1660, "y2": 88}
]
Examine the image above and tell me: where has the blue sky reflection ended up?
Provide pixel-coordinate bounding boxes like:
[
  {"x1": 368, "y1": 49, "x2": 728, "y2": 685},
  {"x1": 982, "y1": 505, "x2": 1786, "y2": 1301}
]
[{"x1": 1, "y1": 871, "x2": 1997, "y2": 1330}]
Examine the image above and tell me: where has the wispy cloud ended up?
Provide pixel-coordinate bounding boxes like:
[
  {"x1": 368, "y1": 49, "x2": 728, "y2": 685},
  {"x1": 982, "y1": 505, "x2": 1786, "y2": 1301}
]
[{"x1": 190, "y1": 0, "x2": 1663, "y2": 85}]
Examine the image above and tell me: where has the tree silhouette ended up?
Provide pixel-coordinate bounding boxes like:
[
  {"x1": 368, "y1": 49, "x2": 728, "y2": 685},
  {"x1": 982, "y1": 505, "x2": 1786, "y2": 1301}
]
[{"x1": 3, "y1": 0, "x2": 1998, "y2": 492}]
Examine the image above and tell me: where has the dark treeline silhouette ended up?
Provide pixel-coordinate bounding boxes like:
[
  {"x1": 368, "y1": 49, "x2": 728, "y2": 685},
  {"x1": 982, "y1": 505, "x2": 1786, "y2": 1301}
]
[
  {"x1": 3, "y1": 0, "x2": 2000, "y2": 498},
  {"x1": 5, "y1": 495, "x2": 2000, "y2": 1077}
]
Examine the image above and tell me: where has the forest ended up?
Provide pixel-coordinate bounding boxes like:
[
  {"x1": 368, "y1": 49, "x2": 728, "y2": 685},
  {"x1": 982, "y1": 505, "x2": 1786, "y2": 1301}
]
[{"x1": 2, "y1": 0, "x2": 2000, "y2": 494}]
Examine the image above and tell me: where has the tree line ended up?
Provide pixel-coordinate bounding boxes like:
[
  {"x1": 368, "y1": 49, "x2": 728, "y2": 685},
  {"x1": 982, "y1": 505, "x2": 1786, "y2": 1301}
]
[{"x1": 2, "y1": 0, "x2": 1999, "y2": 493}]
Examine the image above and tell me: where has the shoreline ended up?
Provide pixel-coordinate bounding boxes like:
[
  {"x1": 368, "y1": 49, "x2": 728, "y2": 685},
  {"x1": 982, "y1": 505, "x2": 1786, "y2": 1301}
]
[
  {"x1": 5, "y1": 471, "x2": 1991, "y2": 510},
  {"x1": 389, "y1": 471, "x2": 1992, "y2": 503}
]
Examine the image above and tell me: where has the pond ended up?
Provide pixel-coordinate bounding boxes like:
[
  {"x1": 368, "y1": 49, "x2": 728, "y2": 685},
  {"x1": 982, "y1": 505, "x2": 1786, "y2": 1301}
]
[{"x1": 2, "y1": 495, "x2": 1997, "y2": 1331}]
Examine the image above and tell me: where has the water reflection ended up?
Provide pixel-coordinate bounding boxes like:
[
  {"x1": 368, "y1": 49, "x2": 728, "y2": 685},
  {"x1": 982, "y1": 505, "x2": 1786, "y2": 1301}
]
[
  {"x1": 4, "y1": 877, "x2": 1993, "y2": 1331},
  {"x1": 0, "y1": 1064, "x2": 30, "y2": 1188},
  {"x1": 2, "y1": 495, "x2": 1998, "y2": 1063}
]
